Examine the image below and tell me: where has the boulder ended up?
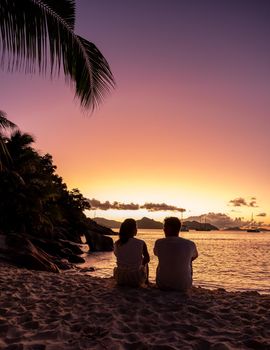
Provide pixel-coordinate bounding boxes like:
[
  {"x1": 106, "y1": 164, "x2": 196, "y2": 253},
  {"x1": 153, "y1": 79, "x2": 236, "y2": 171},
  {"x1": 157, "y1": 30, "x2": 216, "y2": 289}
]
[
  {"x1": 5, "y1": 234, "x2": 59, "y2": 273},
  {"x1": 87, "y1": 219, "x2": 115, "y2": 235},
  {"x1": 30, "y1": 237, "x2": 63, "y2": 257},
  {"x1": 84, "y1": 230, "x2": 113, "y2": 252},
  {"x1": 54, "y1": 259, "x2": 74, "y2": 270},
  {"x1": 58, "y1": 239, "x2": 84, "y2": 255},
  {"x1": 29, "y1": 237, "x2": 84, "y2": 263},
  {"x1": 67, "y1": 254, "x2": 85, "y2": 264},
  {"x1": 53, "y1": 226, "x2": 82, "y2": 243}
]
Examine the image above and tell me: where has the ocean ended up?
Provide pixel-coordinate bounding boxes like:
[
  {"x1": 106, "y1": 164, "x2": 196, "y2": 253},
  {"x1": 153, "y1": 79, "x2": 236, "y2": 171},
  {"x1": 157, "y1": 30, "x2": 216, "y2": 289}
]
[{"x1": 79, "y1": 229, "x2": 270, "y2": 294}]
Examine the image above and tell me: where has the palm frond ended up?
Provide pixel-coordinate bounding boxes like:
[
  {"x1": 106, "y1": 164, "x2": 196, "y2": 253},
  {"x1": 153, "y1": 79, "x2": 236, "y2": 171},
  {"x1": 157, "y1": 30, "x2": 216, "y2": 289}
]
[
  {"x1": 36, "y1": 0, "x2": 76, "y2": 29},
  {"x1": 0, "y1": 111, "x2": 16, "y2": 170},
  {"x1": 10, "y1": 130, "x2": 35, "y2": 148},
  {"x1": 0, "y1": 0, "x2": 115, "y2": 111},
  {"x1": 0, "y1": 110, "x2": 17, "y2": 129},
  {"x1": 68, "y1": 36, "x2": 115, "y2": 109}
]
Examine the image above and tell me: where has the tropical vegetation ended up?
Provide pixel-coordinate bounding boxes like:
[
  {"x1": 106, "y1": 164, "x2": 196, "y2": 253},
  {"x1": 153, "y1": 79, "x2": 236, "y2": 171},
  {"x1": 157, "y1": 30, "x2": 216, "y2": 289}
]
[
  {"x1": 0, "y1": 0, "x2": 115, "y2": 110},
  {"x1": 0, "y1": 110, "x2": 17, "y2": 170},
  {"x1": 0, "y1": 116, "x2": 92, "y2": 243}
]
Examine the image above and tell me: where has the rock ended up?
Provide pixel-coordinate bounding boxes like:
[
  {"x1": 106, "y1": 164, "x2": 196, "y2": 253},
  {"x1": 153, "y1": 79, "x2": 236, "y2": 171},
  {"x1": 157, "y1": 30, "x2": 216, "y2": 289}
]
[
  {"x1": 79, "y1": 266, "x2": 95, "y2": 273},
  {"x1": 53, "y1": 226, "x2": 81, "y2": 243},
  {"x1": 60, "y1": 248, "x2": 74, "y2": 257},
  {"x1": 29, "y1": 237, "x2": 63, "y2": 257},
  {"x1": 28, "y1": 237, "x2": 85, "y2": 266},
  {"x1": 59, "y1": 239, "x2": 84, "y2": 255},
  {"x1": 87, "y1": 219, "x2": 115, "y2": 235},
  {"x1": 84, "y1": 230, "x2": 113, "y2": 252},
  {"x1": 67, "y1": 254, "x2": 85, "y2": 264},
  {"x1": 55, "y1": 259, "x2": 74, "y2": 270},
  {"x1": 29, "y1": 237, "x2": 83, "y2": 260},
  {"x1": 5, "y1": 234, "x2": 59, "y2": 273}
]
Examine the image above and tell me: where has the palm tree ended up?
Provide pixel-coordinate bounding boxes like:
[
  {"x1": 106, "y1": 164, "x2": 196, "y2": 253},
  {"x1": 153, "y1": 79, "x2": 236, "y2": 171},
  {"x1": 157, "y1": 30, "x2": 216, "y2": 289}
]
[
  {"x1": 0, "y1": 110, "x2": 17, "y2": 170},
  {"x1": 0, "y1": 129, "x2": 54, "y2": 234},
  {"x1": 0, "y1": 128, "x2": 90, "y2": 238},
  {"x1": 0, "y1": 0, "x2": 115, "y2": 111}
]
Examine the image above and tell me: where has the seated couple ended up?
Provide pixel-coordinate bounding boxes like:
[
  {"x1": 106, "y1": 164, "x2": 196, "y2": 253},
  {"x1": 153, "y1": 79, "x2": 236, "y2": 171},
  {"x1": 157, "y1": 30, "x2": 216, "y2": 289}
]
[{"x1": 113, "y1": 217, "x2": 198, "y2": 292}]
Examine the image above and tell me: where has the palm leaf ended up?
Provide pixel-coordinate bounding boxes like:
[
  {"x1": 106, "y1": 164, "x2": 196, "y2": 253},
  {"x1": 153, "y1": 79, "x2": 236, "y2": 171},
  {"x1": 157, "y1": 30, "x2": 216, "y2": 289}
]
[
  {"x1": 0, "y1": 110, "x2": 17, "y2": 170},
  {"x1": 9, "y1": 129, "x2": 35, "y2": 149},
  {"x1": 0, "y1": 0, "x2": 115, "y2": 110},
  {"x1": 36, "y1": 0, "x2": 76, "y2": 29},
  {"x1": 0, "y1": 110, "x2": 17, "y2": 129},
  {"x1": 70, "y1": 36, "x2": 115, "y2": 109}
]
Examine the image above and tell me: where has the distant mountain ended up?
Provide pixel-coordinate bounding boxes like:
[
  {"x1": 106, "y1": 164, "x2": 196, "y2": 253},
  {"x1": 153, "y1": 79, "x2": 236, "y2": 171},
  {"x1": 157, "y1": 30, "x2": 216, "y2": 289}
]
[
  {"x1": 94, "y1": 217, "x2": 218, "y2": 231},
  {"x1": 183, "y1": 220, "x2": 218, "y2": 231},
  {"x1": 137, "y1": 217, "x2": 163, "y2": 229},
  {"x1": 223, "y1": 226, "x2": 243, "y2": 231},
  {"x1": 94, "y1": 217, "x2": 163, "y2": 229},
  {"x1": 93, "y1": 217, "x2": 121, "y2": 229}
]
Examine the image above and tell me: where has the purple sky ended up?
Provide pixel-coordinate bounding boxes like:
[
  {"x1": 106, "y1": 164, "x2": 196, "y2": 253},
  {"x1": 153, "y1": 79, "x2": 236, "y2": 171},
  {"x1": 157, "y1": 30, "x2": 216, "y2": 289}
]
[{"x1": 1, "y1": 0, "x2": 270, "y2": 222}]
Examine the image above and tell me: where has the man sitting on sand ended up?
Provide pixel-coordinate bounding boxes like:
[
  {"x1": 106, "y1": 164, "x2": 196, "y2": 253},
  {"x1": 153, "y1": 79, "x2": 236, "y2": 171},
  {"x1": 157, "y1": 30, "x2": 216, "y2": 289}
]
[{"x1": 154, "y1": 217, "x2": 198, "y2": 292}]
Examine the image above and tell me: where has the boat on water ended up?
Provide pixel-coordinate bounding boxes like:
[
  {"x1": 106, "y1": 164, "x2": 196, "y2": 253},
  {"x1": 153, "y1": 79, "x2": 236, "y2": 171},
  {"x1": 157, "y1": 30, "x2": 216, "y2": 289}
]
[
  {"x1": 180, "y1": 212, "x2": 189, "y2": 231},
  {"x1": 246, "y1": 213, "x2": 261, "y2": 232}
]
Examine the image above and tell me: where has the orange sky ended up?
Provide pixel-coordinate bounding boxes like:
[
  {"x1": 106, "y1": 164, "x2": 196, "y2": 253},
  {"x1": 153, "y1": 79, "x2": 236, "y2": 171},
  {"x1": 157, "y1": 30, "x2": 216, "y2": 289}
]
[{"x1": 1, "y1": 1, "x2": 270, "y2": 225}]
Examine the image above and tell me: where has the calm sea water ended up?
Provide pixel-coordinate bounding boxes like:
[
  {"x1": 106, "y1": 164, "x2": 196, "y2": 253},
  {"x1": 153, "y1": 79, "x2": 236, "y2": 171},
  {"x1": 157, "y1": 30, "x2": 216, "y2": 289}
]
[{"x1": 79, "y1": 230, "x2": 270, "y2": 294}]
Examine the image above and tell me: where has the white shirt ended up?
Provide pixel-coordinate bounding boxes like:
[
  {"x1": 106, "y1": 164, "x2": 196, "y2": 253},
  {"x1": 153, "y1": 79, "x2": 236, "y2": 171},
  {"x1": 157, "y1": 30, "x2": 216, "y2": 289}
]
[
  {"x1": 114, "y1": 237, "x2": 144, "y2": 270},
  {"x1": 154, "y1": 236, "x2": 198, "y2": 291}
]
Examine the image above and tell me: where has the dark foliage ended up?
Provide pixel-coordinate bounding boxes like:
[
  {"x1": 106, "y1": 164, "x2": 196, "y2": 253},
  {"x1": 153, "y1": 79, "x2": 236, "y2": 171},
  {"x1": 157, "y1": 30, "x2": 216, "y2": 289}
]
[{"x1": 0, "y1": 126, "x2": 91, "y2": 243}]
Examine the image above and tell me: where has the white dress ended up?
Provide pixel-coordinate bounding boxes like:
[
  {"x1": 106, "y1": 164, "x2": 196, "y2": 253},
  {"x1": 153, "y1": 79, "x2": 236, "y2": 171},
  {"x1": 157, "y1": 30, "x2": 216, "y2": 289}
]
[{"x1": 114, "y1": 237, "x2": 146, "y2": 287}]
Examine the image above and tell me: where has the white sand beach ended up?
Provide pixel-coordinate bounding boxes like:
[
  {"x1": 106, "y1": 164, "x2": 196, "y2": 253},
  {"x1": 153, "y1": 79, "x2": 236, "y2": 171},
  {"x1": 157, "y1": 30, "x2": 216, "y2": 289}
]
[{"x1": 0, "y1": 262, "x2": 270, "y2": 350}]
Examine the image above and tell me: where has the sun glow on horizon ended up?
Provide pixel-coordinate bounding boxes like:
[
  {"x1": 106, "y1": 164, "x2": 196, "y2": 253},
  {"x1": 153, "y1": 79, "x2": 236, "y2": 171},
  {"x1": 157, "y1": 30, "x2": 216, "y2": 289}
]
[{"x1": 59, "y1": 168, "x2": 270, "y2": 225}]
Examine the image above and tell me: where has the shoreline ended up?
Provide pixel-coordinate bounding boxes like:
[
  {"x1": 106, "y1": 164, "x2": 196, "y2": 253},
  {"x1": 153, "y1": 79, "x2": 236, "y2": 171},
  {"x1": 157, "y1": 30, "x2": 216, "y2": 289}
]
[{"x1": 1, "y1": 263, "x2": 270, "y2": 349}]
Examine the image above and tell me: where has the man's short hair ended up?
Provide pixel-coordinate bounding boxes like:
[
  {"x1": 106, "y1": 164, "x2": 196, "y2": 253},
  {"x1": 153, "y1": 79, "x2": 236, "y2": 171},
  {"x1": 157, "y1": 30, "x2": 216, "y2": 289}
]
[{"x1": 164, "y1": 217, "x2": 181, "y2": 234}]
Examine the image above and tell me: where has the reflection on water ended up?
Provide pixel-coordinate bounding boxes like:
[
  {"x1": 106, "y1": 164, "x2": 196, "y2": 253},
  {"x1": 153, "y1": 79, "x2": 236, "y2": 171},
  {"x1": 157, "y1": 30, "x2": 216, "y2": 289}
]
[{"x1": 79, "y1": 230, "x2": 270, "y2": 294}]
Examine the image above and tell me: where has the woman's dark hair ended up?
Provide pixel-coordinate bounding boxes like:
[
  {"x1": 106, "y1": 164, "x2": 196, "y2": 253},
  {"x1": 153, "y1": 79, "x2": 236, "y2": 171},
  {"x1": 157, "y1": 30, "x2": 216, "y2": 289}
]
[{"x1": 118, "y1": 218, "x2": 137, "y2": 245}]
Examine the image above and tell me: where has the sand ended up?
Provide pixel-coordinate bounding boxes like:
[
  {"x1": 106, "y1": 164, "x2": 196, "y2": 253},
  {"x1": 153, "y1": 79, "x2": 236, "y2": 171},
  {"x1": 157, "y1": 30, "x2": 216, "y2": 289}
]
[{"x1": 0, "y1": 262, "x2": 270, "y2": 350}]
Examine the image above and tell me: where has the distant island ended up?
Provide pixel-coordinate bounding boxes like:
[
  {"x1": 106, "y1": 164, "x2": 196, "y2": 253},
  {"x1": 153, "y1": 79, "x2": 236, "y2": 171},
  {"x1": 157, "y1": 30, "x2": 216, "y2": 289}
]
[
  {"x1": 184, "y1": 221, "x2": 218, "y2": 231},
  {"x1": 223, "y1": 227, "x2": 244, "y2": 231},
  {"x1": 93, "y1": 217, "x2": 219, "y2": 231},
  {"x1": 93, "y1": 217, "x2": 163, "y2": 229}
]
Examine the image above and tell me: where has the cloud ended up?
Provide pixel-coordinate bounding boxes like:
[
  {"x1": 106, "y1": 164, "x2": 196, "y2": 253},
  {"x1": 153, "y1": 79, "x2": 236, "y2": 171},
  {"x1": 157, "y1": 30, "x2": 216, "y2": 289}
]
[
  {"x1": 88, "y1": 199, "x2": 110, "y2": 210},
  {"x1": 141, "y1": 202, "x2": 186, "y2": 212},
  {"x1": 248, "y1": 200, "x2": 258, "y2": 207},
  {"x1": 256, "y1": 212, "x2": 266, "y2": 217},
  {"x1": 185, "y1": 212, "x2": 249, "y2": 229},
  {"x1": 229, "y1": 197, "x2": 248, "y2": 207},
  {"x1": 88, "y1": 199, "x2": 186, "y2": 212},
  {"x1": 228, "y1": 197, "x2": 258, "y2": 207},
  {"x1": 115, "y1": 202, "x2": 140, "y2": 210},
  {"x1": 88, "y1": 199, "x2": 139, "y2": 211}
]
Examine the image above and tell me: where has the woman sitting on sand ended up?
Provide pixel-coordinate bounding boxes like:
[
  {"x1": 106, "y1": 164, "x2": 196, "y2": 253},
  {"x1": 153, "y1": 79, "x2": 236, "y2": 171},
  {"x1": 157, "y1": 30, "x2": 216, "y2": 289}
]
[{"x1": 114, "y1": 218, "x2": 150, "y2": 287}]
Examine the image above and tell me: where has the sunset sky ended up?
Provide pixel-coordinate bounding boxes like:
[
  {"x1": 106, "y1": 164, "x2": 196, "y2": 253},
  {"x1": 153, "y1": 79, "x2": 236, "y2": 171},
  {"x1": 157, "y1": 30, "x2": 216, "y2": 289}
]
[{"x1": 1, "y1": 0, "x2": 270, "y2": 226}]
